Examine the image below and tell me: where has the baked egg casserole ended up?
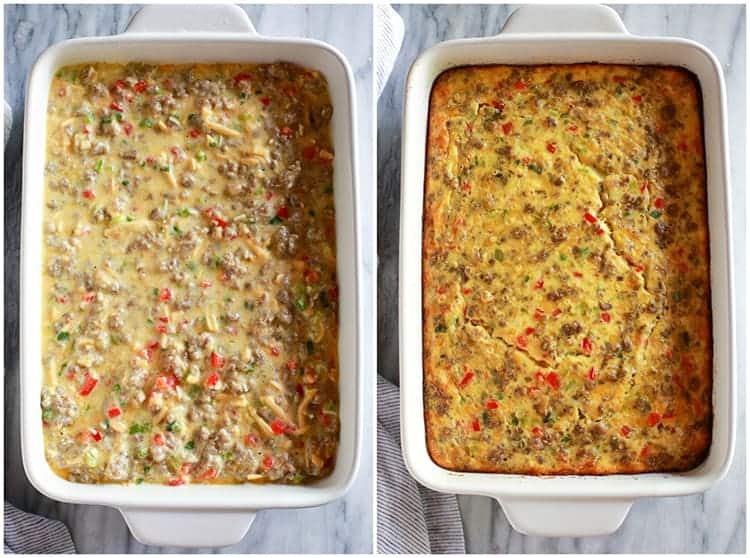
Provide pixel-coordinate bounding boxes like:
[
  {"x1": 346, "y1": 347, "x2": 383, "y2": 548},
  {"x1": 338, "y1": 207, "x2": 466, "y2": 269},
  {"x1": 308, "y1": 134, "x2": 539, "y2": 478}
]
[{"x1": 422, "y1": 64, "x2": 712, "y2": 475}]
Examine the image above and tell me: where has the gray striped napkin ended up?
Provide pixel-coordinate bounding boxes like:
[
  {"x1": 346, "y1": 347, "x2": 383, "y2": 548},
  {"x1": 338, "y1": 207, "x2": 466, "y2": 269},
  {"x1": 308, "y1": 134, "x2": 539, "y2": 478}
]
[
  {"x1": 377, "y1": 376, "x2": 466, "y2": 554},
  {"x1": 4, "y1": 502, "x2": 76, "y2": 554}
]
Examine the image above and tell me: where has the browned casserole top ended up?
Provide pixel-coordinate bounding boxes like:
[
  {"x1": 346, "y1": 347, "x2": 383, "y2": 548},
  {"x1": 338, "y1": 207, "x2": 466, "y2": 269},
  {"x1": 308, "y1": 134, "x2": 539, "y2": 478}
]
[
  {"x1": 423, "y1": 64, "x2": 712, "y2": 475},
  {"x1": 41, "y1": 62, "x2": 339, "y2": 485}
]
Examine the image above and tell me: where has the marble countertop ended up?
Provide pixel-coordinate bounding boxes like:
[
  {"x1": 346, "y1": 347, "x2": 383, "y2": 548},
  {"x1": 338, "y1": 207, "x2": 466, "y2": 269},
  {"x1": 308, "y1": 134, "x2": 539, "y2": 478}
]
[
  {"x1": 4, "y1": 4, "x2": 374, "y2": 554},
  {"x1": 378, "y1": 3, "x2": 746, "y2": 553}
]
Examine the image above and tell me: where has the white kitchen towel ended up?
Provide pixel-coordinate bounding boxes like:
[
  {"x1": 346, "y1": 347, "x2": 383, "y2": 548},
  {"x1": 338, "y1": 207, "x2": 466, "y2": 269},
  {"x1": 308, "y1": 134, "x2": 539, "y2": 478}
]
[
  {"x1": 375, "y1": 4, "x2": 405, "y2": 98},
  {"x1": 377, "y1": 376, "x2": 466, "y2": 554},
  {"x1": 4, "y1": 502, "x2": 76, "y2": 554},
  {"x1": 5, "y1": 101, "x2": 12, "y2": 145}
]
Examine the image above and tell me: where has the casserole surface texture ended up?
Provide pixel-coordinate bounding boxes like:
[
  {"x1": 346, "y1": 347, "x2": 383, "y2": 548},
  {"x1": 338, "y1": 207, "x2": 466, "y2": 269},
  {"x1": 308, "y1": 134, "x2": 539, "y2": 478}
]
[
  {"x1": 41, "y1": 62, "x2": 339, "y2": 485},
  {"x1": 422, "y1": 64, "x2": 712, "y2": 475}
]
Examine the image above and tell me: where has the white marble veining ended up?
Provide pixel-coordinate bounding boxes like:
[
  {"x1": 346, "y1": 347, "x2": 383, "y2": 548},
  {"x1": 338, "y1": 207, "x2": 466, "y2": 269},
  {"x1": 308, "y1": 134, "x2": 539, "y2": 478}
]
[
  {"x1": 4, "y1": 4, "x2": 374, "y2": 554},
  {"x1": 378, "y1": 4, "x2": 746, "y2": 553}
]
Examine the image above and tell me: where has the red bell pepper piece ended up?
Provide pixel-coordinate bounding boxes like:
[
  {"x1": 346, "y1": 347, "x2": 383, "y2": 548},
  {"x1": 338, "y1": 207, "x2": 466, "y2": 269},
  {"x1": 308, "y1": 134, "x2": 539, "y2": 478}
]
[
  {"x1": 79, "y1": 374, "x2": 98, "y2": 396},
  {"x1": 210, "y1": 351, "x2": 225, "y2": 369}
]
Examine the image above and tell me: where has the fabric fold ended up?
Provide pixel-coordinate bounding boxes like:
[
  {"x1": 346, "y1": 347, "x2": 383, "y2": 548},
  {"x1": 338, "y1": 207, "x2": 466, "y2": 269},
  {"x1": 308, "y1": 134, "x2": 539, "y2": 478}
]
[
  {"x1": 375, "y1": 4, "x2": 405, "y2": 98},
  {"x1": 377, "y1": 376, "x2": 466, "y2": 554},
  {"x1": 4, "y1": 502, "x2": 77, "y2": 554}
]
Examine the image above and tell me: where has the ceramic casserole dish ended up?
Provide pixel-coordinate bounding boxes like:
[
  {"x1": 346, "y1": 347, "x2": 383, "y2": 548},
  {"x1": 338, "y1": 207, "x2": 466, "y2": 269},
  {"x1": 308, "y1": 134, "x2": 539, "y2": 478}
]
[
  {"x1": 21, "y1": 4, "x2": 362, "y2": 547},
  {"x1": 399, "y1": 4, "x2": 734, "y2": 537}
]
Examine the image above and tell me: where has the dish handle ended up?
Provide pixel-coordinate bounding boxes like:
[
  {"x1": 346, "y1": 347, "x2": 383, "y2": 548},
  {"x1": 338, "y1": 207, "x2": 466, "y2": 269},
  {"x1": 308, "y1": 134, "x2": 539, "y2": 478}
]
[
  {"x1": 497, "y1": 497, "x2": 633, "y2": 537},
  {"x1": 119, "y1": 507, "x2": 257, "y2": 548},
  {"x1": 501, "y1": 4, "x2": 628, "y2": 35},
  {"x1": 124, "y1": 4, "x2": 257, "y2": 35}
]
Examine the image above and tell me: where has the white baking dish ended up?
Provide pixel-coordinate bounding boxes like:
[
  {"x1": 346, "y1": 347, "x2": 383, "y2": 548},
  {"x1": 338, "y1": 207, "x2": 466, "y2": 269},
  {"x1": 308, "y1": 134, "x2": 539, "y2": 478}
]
[
  {"x1": 399, "y1": 4, "x2": 735, "y2": 538},
  {"x1": 20, "y1": 4, "x2": 362, "y2": 548}
]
